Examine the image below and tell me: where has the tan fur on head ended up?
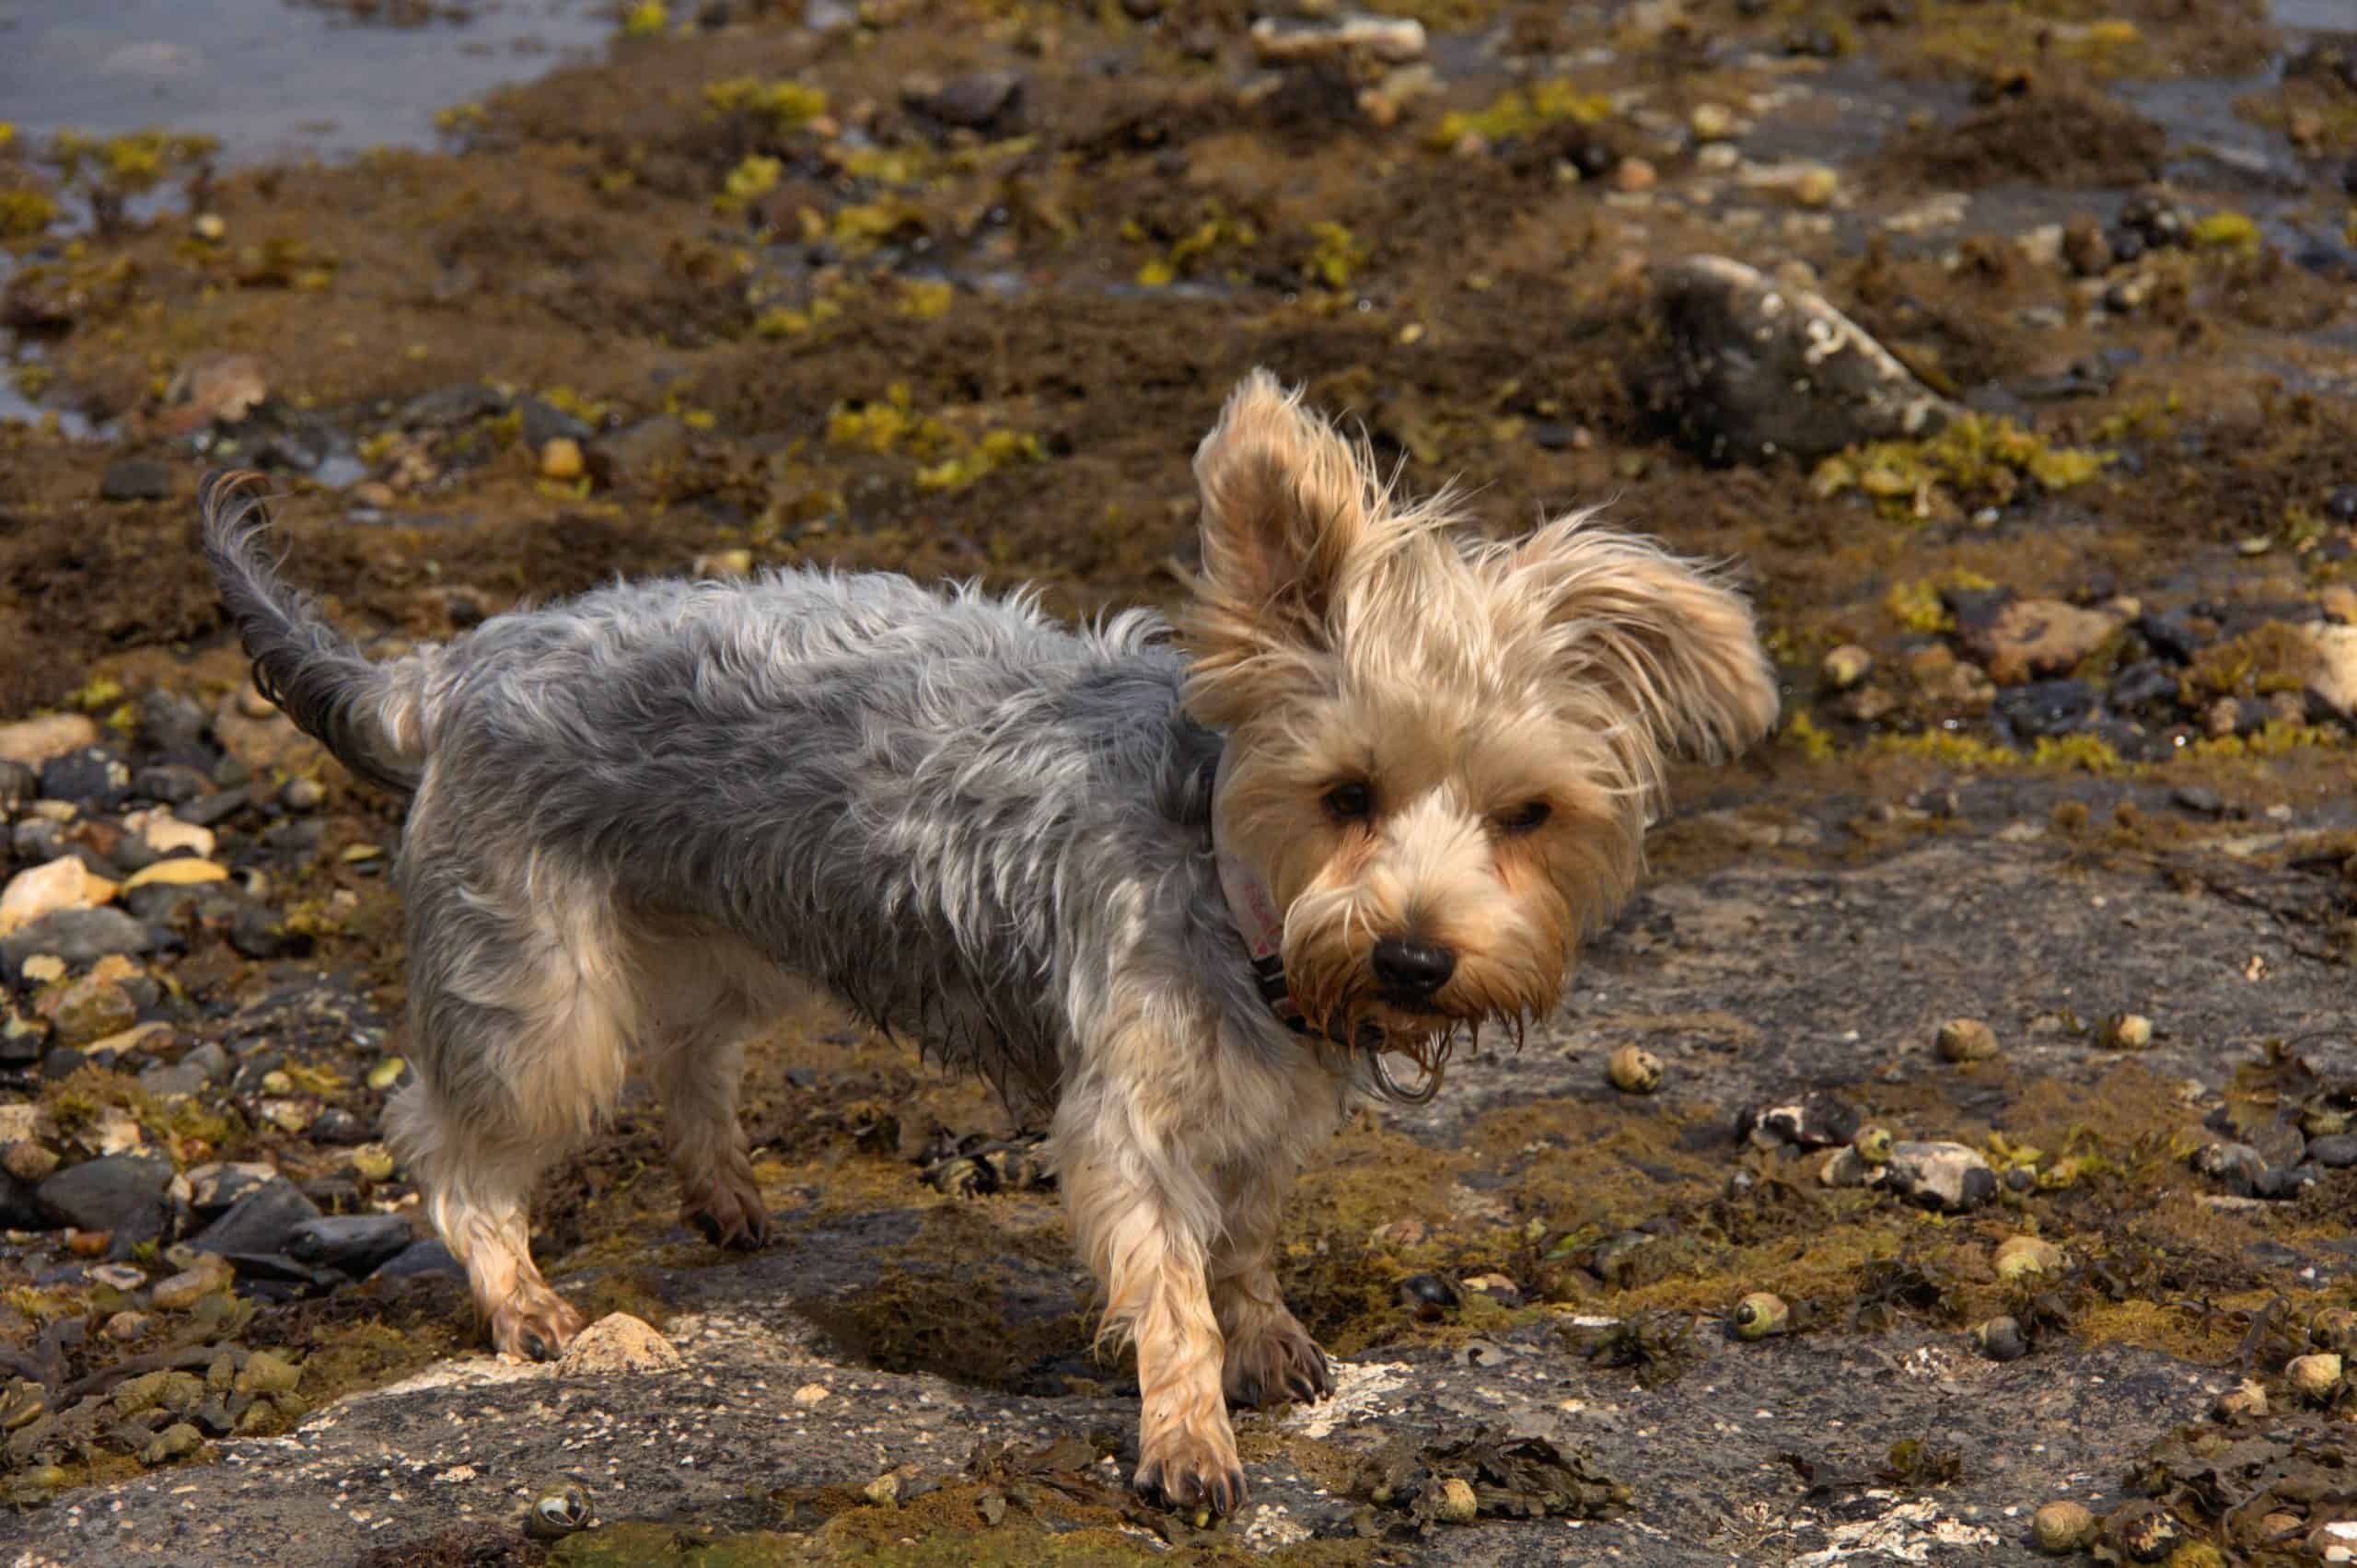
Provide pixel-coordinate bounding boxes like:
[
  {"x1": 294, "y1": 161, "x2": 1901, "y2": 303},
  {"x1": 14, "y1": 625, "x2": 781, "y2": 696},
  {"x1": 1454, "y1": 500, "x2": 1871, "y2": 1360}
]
[{"x1": 1184, "y1": 368, "x2": 1780, "y2": 1050}]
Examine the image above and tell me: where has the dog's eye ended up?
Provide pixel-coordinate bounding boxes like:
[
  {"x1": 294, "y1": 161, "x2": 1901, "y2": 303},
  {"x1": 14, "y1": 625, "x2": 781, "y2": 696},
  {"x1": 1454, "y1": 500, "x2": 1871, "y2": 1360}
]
[
  {"x1": 1322, "y1": 782, "x2": 1373, "y2": 822},
  {"x1": 1496, "y1": 800, "x2": 1552, "y2": 835}
]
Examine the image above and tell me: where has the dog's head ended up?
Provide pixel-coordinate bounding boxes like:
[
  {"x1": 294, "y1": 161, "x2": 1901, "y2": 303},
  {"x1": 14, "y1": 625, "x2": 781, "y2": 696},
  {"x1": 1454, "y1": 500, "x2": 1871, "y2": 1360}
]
[{"x1": 1179, "y1": 370, "x2": 1779, "y2": 1059}]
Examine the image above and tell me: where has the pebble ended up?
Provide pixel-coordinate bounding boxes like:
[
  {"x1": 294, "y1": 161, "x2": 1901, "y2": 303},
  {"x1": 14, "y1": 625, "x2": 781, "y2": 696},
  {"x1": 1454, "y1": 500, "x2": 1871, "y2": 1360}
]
[
  {"x1": 1247, "y1": 12, "x2": 1426, "y2": 64},
  {"x1": 1434, "y1": 1476, "x2": 1479, "y2": 1524},
  {"x1": 236, "y1": 1351, "x2": 302, "y2": 1397},
  {"x1": 2097, "y1": 1013, "x2": 2153, "y2": 1051},
  {"x1": 2212, "y1": 1377, "x2": 2268, "y2": 1422},
  {"x1": 556, "y1": 1313, "x2": 682, "y2": 1375},
  {"x1": 122, "y1": 857, "x2": 227, "y2": 890},
  {"x1": 1739, "y1": 1090, "x2": 1860, "y2": 1150},
  {"x1": 539, "y1": 437, "x2": 585, "y2": 481},
  {"x1": 2308, "y1": 1134, "x2": 2357, "y2": 1168},
  {"x1": 46, "y1": 976, "x2": 139, "y2": 1049},
  {"x1": 2030, "y1": 1499, "x2": 2096, "y2": 1554},
  {"x1": 1819, "y1": 645, "x2": 1872, "y2": 691},
  {"x1": 1934, "y1": 1018, "x2": 2000, "y2": 1063},
  {"x1": 1606, "y1": 1044, "x2": 1662, "y2": 1094},
  {"x1": 280, "y1": 776, "x2": 327, "y2": 811},
  {"x1": 3, "y1": 1142, "x2": 61, "y2": 1183},
  {"x1": 0, "y1": 856, "x2": 120, "y2": 938},
  {"x1": 2102, "y1": 1501, "x2": 2178, "y2": 1562},
  {"x1": 187, "y1": 1179, "x2": 323, "y2": 1259},
  {"x1": 0, "y1": 714, "x2": 101, "y2": 768},
  {"x1": 1610, "y1": 157, "x2": 1656, "y2": 193},
  {"x1": 793, "y1": 1382, "x2": 831, "y2": 1406},
  {"x1": 1689, "y1": 103, "x2": 1736, "y2": 141},
  {"x1": 1992, "y1": 1235, "x2": 2062, "y2": 1281},
  {"x1": 150, "y1": 1256, "x2": 235, "y2": 1310},
  {"x1": 36, "y1": 1153, "x2": 175, "y2": 1256},
  {"x1": 369, "y1": 1239, "x2": 464, "y2": 1281},
  {"x1": 1879, "y1": 1141, "x2": 1998, "y2": 1214}
]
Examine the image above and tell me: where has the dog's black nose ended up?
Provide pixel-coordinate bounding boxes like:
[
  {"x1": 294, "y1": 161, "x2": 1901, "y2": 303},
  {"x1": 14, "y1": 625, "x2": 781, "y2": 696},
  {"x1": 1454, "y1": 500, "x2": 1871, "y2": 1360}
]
[{"x1": 1372, "y1": 936, "x2": 1457, "y2": 995}]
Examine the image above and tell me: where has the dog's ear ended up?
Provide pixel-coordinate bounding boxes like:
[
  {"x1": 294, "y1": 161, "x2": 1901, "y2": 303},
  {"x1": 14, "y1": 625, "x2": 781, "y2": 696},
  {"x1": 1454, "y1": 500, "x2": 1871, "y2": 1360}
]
[
  {"x1": 1514, "y1": 516, "x2": 1781, "y2": 769},
  {"x1": 1184, "y1": 370, "x2": 1376, "y2": 662}
]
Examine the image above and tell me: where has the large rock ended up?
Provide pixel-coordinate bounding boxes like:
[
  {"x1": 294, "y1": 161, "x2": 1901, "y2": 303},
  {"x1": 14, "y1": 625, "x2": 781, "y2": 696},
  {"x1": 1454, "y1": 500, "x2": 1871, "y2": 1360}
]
[
  {"x1": 36, "y1": 1152, "x2": 176, "y2": 1254},
  {"x1": 1652, "y1": 254, "x2": 1959, "y2": 463}
]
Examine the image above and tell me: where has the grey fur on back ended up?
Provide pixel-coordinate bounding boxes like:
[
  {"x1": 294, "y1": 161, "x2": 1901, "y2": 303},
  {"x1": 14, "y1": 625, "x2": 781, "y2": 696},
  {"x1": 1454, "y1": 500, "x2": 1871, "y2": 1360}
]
[{"x1": 200, "y1": 471, "x2": 1263, "y2": 1115}]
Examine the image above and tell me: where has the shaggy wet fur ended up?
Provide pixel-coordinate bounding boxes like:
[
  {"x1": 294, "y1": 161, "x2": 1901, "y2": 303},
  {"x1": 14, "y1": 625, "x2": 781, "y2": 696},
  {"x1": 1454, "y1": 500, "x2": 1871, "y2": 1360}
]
[{"x1": 198, "y1": 370, "x2": 1779, "y2": 1516}]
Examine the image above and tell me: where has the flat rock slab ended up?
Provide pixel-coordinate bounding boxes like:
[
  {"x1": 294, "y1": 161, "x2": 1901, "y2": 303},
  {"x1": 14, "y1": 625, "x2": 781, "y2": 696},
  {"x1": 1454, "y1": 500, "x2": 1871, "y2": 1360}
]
[{"x1": 7, "y1": 826, "x2": 2345, "y2": 1565}]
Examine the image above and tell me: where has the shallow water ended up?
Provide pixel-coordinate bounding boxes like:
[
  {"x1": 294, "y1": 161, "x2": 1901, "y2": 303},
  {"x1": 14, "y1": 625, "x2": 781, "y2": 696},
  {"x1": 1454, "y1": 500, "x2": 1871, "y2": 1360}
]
[{"x1": 0, "y1": 0, "x2": 613, "y2": 165}]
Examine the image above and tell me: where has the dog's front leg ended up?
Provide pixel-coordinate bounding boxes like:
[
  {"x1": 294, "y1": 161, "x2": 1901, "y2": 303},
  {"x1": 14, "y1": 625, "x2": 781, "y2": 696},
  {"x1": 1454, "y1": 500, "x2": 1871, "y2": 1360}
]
[{"x1": 1057, "y1": 1104, "x2": 1245, "y2": 1517}]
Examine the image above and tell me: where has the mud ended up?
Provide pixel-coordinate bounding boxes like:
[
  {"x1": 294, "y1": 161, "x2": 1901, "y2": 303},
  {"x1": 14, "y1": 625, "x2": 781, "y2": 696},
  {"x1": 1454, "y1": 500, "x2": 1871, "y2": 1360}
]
[{"x1": 4, "y1": 0, "x2": 2357, "y2": 1562}]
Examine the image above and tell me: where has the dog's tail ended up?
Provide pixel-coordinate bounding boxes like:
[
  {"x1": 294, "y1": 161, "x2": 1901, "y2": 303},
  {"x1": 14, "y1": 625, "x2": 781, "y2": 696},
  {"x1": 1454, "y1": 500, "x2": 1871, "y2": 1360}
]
[{"x1": 199, "y1": 469, "x2": 429, "y2": 796}]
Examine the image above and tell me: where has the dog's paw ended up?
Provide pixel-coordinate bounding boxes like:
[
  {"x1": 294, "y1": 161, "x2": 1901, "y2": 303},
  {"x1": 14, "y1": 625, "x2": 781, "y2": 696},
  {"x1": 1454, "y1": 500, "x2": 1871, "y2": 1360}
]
[
  {"x1": 491, "y1": 1288, "x2": 586, "y2": 1363},
  {"x1": 1223, "y1": 1315, "x2": 1333, "y2": 1409},
  {"x1": 682, "y1": 1173, "x2": 774, "y2": 1251},
  {"x1": 1132, "y1": 1431, "x2": 1248, "y2": 1519}
]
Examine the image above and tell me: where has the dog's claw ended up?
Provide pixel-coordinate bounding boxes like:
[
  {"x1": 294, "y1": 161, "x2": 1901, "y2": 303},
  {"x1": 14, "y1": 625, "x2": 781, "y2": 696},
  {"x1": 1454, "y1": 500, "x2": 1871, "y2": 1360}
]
[{"x1": 1133, "y1": 1459, "x2": 1248, "y2": 1519}]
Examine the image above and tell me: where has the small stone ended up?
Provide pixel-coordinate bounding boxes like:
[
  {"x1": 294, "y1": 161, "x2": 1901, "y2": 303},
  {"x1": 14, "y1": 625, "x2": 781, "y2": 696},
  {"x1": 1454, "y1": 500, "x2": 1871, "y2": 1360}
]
[
  {"x1": 2212, "y1": 1377, "x2": 2268, "y2": 1422},
  {"x1": 150, "y1": 1256, "x2": 234, "y2": 1311},
  {"x1": 280, "y1": 776, "x2": 326, "y2": 812},
  {"x1": 864, "y1": 1471, "x2": 902, "y2": 1507},
  {"x1": 1820, "y1": 645, "x2": 1872, "y2": 691},
  {"x1": 1880, "y1": 1141, "x2": 1997, "y2": 1214},
  {"x1": 2287, "y1": 1352, "x2": 2343, "y2": 1401},
  {"x1": 1610, "y1": 157, "x2": 1657, "y2": 193},
  {"x1": 236, "y1": 1350, "x2": 302, "y2": 1397},
  {"x1": 1397, "y1": 1273, "x2": 1459, "y2": 1318},
  {"x1": 100, "y1": 459, "x2": 174, "y2": 504},
  {"x1": 122, "y1": 857, "x2": 227, "y2": 890},
  {"x1": 1606, "y1": 1045, "x2": 1663, "y2": 1095},
  {"x1": 1961, "y1": 598, "x2": 2122, "y2": 686},
  {"x1": 105, "y1": 1310, "x2": 152, "y2": 1342},
  {"x1": 3, "y1": 1142, "x2": 60, "y2": 1183},
  {"x1": 1935, "y1": 1018, "x2": 1999, "y2": 1063},
  {"x1": 2097, "y1": 1013, "x2": 2153, "y2": 1051},
  {"x1": 285, "y1": 1212, "x2": 416, "y2": 1276},
  {"x1": 909, "y1": 69, "x2": 1027, "y2": 130},
  {"x1": 45, "y1": 975, "x2": 139, "y2": 1050},
  {"x1": 2103, "y1": 1501, "x2": 2177, "y2": 1563},
  {"x1": 2030, "y1": 1499, "x2": 2096, "y2": 1554},
  {"x1": 1993, "y1": 1235, "x2": 2063, "y2": 1281},
  {"x1": 121, "y1": 809, "x2": 215, "y2": 864},
  {"x1": 1973, "y1": 1315, "x2": 2028, "y2": 1362},
  {"x1": 2313, "y1": 1308, "x2": 2357, "y2": 1353},
  {"x1": 1739, "y1": 1090, "x2": 1861, "y2": 1150},
  {"x1": 1790, "y1": 165, "x2": 1840, "y2": 207},
  {"x1": 2311, "y1": 1523, "x2": 2357, "y2": 1564},
  {"x1": 2192, "y1": 1141, "x2": 2266, "y2": 1195},
  {"x1": 139, "y1": 1422, "x2": 203, "y2": 1466},
  {"x1": 37, "y1": 1153, "x2": 174, "y2": 1255},
  {"x1": 2308, "y1": 1134, "x2": 2357, "y2": 1168},
  {"x1": 526, "y1": 1483, "x2": 592, "y2": 1539},
  {"x1": 1689, "y1": 103, "x2": 1736, "y2": 141},
  {"x1": 585, "y1": 415, "x2": 690, "y2": 487},
  {"x1": 369, "y1": 1238, "x2": 463, "y2": 1280},
  {"x1": 2061, "y1": 216, "x2": 2111, "y2": 277},
  {"x1": 2171, "y1": 784, "x2": 2224, "y2": 817},
  {"x1": 555, "y1": 1312, "x2": 682, "y2": 1375},
  {"x1": 0, "y1": 714, "x2": 101, "y2": 768},
  {"x1": 0, "y1": 856, "x2": 119, "y2": 937},
  {"x1": 1434, "y1": 1476, "x2": 1479, "y2": 1524},
  {"x1": 348, "y1": 1144, "x2": 398, "y2": 1182},
  {"x1": 1247, "y1": 13, "x2": 1426, "y2": 65},
  {"x1": 2304, "y1": 623, "x2": 2357, "y2": 721},
  {"x1": 188, "y1": 1179, "x2": 322, "y2": 1259},
  {"x1": 793, "y1": 1382, "x2": 831, "y2": 1406},
  {"x1": 539, "y1": 437, "x2": 585, "y2": 482},
  {"x1": 1731, "y1": 1291, "x2": 1789, "y2": 1341}
]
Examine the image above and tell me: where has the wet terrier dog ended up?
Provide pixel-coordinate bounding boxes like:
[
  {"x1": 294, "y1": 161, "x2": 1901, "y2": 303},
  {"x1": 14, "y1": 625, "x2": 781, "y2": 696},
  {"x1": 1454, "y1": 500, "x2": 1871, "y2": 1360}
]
[{"x1": 199, "y1": 371, "x2": 1778, "y2": 1516}]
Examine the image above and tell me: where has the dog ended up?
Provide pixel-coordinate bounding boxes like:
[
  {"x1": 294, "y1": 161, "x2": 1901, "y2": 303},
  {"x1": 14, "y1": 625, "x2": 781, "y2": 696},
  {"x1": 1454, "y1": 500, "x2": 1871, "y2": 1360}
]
[{"x1": 198, "y1": 370, "x2": 1779, "y2": 1516}]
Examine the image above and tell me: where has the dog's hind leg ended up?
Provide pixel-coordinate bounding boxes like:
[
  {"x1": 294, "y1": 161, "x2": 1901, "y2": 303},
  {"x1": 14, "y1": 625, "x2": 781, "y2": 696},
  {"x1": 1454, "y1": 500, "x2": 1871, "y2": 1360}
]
[
  {"x1": 388, "y1": 851, "x2": 635, "y2": 1361},
  {"x1": 636, "y1": 947, "x2": 772, "y2": 1251}
]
